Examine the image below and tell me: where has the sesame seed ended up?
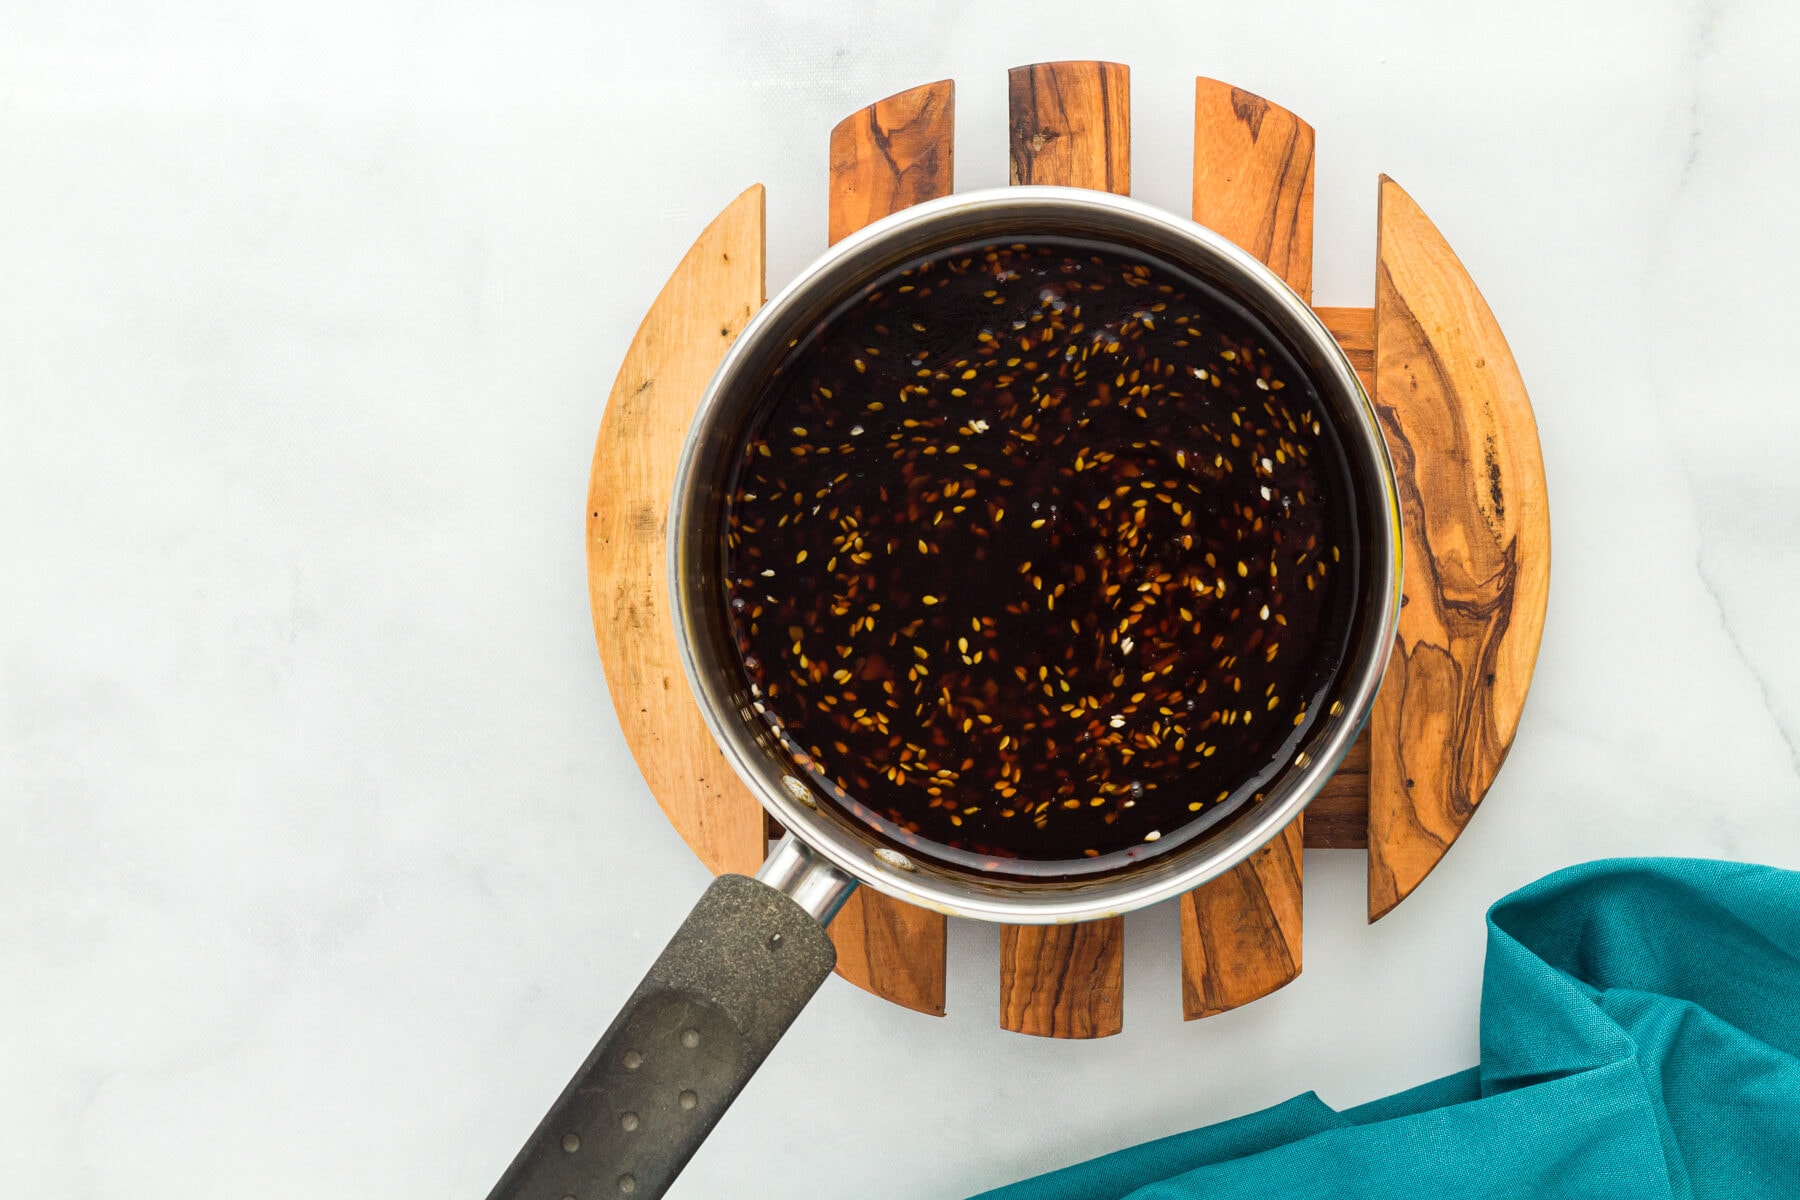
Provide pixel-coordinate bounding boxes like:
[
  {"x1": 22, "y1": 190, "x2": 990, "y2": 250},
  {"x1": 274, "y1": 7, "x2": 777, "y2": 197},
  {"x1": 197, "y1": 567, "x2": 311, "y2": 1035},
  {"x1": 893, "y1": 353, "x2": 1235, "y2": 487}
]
[{"x1": 719, "y1": 237, "x2": 1353, "y2": 867}]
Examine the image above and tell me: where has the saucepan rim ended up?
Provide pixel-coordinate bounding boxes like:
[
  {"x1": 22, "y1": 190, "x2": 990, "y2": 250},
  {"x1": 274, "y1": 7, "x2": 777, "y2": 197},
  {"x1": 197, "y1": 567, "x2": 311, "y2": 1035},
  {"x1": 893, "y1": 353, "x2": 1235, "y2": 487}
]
[{"x1": 668, "y1": 185, "x2": 1401, "y2": 924}]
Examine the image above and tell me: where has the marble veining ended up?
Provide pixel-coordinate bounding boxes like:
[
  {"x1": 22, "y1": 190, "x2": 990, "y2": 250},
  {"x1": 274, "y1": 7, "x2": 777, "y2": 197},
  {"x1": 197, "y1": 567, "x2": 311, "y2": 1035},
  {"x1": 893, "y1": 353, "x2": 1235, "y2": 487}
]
[{"x1": 4, "y1": 3, "x2": 1800, "y2": 1198}]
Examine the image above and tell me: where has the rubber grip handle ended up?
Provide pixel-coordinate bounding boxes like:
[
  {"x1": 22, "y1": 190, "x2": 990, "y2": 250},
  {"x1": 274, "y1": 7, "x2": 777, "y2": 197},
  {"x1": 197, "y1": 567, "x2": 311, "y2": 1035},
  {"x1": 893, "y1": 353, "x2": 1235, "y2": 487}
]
[{"x1": 485, "y1": 874, "x2": 837, "y2": 1199}]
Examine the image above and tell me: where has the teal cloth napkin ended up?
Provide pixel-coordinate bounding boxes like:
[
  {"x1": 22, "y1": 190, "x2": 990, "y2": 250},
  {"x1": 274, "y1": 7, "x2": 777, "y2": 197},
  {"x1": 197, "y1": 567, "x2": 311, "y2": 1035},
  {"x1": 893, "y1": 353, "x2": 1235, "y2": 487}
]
[{"x1": 972, "y1": 858, "x2": 1800, "y2": 1199}]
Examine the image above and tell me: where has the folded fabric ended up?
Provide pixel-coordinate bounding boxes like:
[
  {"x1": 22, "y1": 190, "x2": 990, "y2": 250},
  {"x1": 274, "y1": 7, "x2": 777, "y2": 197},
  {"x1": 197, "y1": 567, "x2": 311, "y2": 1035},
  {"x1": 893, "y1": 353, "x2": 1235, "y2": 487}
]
[{"x1": 972, "y1": 858, "x2": 1800, "y2": 1199}]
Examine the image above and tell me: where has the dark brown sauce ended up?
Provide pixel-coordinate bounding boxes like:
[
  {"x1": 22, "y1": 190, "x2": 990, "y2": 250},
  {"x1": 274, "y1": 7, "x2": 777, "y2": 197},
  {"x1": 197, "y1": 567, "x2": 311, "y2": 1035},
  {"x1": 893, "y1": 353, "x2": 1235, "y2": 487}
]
[{"x1": 722, "y1": 237, "x2": 1358, "y2": 879}]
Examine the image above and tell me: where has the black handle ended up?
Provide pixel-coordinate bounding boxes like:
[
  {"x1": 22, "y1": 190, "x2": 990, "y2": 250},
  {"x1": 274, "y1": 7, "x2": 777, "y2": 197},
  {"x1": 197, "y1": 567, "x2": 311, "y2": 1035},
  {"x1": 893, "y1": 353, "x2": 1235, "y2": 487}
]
[{"x1": 486, "y1": 874, "x2": 838, "y2": 1200}]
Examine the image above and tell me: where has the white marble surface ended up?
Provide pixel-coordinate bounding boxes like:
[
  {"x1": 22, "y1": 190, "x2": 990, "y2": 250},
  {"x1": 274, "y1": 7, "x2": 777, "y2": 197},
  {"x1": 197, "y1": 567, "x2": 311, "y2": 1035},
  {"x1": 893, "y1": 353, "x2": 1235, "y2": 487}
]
[{"x1": 6, "y1": 2, "x2": 1800, "y2": 1196}]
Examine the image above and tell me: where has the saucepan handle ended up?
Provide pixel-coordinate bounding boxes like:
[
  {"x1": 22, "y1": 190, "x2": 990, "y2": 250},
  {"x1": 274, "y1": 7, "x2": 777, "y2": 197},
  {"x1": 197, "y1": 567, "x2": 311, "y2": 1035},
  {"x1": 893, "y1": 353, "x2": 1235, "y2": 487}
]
[{"x1": 486, "y1": 838, "x2": 853, "y2": 1200}]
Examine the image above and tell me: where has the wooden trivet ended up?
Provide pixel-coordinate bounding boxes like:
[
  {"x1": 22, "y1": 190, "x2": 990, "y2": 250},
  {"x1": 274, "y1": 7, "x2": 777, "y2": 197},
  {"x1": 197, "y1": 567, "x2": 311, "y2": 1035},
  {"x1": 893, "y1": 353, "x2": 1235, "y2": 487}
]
[{"x1": 587, "y1": 63, "x2": 1549, "y2": 1038}]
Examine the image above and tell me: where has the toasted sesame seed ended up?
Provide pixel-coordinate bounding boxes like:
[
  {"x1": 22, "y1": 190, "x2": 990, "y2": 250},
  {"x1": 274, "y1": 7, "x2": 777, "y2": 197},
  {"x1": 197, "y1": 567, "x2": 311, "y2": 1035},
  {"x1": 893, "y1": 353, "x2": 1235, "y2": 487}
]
[{"x1": 720, "y1": 238, "x2": 1353, "y2": 867}]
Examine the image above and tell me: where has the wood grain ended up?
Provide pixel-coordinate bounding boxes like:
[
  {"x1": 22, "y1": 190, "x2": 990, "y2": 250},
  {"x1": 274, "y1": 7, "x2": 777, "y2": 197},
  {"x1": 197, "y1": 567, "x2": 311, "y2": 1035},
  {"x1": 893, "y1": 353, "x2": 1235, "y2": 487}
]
[
  {"x1": 1316, "y1": 305, "x2": 1376, "y2": 393},
  {"x1": 1368, "y1": 176, "x2": 1550, "y2": 920},
  {"x1": 823, "y1": 82, "x2": 955, "y2": 1017},
  {"x1": 1302, "y1": 307, "x2": 1376, "y2": 850},
  {"x1": 587, "y1": 186, "x2": 770, "y2": 879},
  {"x1": 1178, "y1": 82, "x2": 1316, "y2": 1019},
  {"x1": 1000, "y1": 924, "x2": 1124, "y2": 1039},
  {"x1": 1302, "y1": 731, "x2": 1370, "y2": 849},
  {"x1": 999, "y1": 61, "x2": 1128, "y2": 1039},
  {"x1": 828, "y1": 80, "x2": 955, "y2": 247},
  {"x1": 1193, "y1": 78, "x2": 1315, "y2": 300},
  {"x1": 1008, "y1": 61, "x2": 1129, "y2": 193},
  {"x1": 1179, "y1": 816, "x2": 1305, "y2": 1018}
]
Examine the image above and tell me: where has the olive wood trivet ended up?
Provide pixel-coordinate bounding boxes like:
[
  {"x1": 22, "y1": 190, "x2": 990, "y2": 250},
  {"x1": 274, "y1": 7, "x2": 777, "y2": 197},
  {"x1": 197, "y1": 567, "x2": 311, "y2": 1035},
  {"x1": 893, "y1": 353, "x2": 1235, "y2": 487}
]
[{"x1": 586, "y1": 63, "x2": 1550, "y2": 1039}]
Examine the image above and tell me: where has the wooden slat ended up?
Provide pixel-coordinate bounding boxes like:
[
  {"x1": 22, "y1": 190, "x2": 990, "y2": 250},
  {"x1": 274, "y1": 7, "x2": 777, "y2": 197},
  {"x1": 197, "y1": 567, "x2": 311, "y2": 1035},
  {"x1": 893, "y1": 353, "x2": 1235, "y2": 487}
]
[
  {"x1": 1192, "y1": 78, "x2": 1315, "y2": 298},
  {"x1": 1368, "y1": 177, "x2": 1550, "y2": 920},
  {"x1": 1306, "y1": 306, "x2": 1374, "y2": 848},
  {"x1": 828, "y1": 80, "x2": 956, "y2": 246},
  {"x1": 1303, "y1": 306, "x2": 1376, "y2": 850},
  {"x1": 1179, "y1": 817, "x2": 1305, "y2": 1018},
  {"x1": 1008, "y1": 61, "x2": 1129, "y2": 192},
  {"x1": 998, "y1": 61, "x2": 1129, "y2": 1039},
  {"x1": 824, "y1": 81, "x2": 955, "y2": 1017},
  {"x1": 1315, "y1": 305, "x2": 1375, "y2": 393},
  {"x1": 1177, "y1": 80, "x2": 1317, "y2": 1019},
  {"x1": 1302, "y1": 730, "x2": 1370, "y2": 849},
  {"x1": 587, "y1": 186, "x2": 770, "y2": 879},
  {"x1": 1000, "y1": 924, "x2": 1124, "y2": 1040}
]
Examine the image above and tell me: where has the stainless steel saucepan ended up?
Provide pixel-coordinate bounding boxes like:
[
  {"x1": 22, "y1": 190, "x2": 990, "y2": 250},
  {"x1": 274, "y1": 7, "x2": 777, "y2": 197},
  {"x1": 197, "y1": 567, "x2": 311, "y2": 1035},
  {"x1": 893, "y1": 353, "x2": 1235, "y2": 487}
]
[{"x1": 488, "y1": 187, "x2": 1402, "y2": 1200}]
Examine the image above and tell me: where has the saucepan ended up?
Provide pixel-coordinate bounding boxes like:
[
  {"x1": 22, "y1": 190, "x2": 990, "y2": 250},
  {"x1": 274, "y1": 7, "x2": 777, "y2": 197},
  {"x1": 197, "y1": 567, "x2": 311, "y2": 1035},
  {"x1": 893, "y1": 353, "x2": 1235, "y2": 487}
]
[{"x1": 488, "y1": 187, "x2": 1402, "y2": 1199}]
